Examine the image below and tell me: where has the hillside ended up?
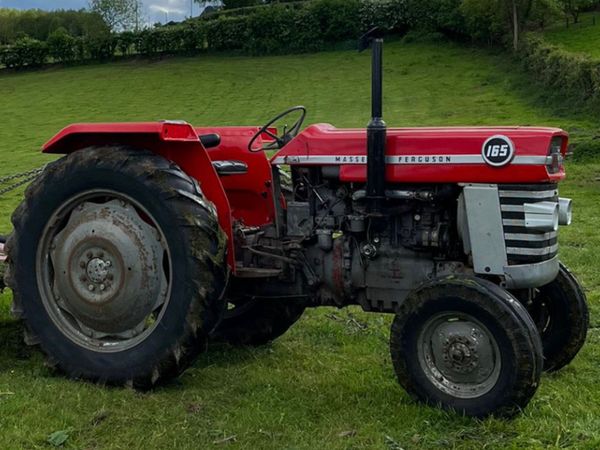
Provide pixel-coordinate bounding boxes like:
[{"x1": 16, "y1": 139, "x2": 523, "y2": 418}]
[
  {"x1": 543, "y1": 12, "x2": 600, "y2": 58},
  {"x1": 0, "y1": 40, "x2": 600, "y2": 449}
]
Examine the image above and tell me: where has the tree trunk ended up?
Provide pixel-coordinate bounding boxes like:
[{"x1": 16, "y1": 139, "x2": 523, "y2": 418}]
[{"x1": 512, "y1": 0, "x2": 519, "y2": 51}]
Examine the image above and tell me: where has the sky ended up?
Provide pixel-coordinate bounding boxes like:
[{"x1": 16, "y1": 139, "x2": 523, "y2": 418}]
[{"x1": 0, "y1": 0, "x2": 206, "y2": 25}]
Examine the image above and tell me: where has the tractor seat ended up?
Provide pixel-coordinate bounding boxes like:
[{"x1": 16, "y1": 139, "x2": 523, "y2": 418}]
[{"x1": 212, "y1": 160, "x2": 248, "y2": 176}]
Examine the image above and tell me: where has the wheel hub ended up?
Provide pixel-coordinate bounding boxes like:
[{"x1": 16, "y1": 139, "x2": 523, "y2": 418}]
[
  {"x1": 86, "y1": 257, "x2": 110, "y2": 284},
  {"x1": 49, "y1": 199, "x2": 168, "y2": 337},
  {"x1": 443, "y1": 335, "x2": 479, "y2": 374},
  {"x1": 419, "y1": 313, "x2": 501, "y2": 399}
]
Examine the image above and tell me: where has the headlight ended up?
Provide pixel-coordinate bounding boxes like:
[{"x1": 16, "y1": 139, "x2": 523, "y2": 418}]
[
  {"x1": 559, "y1": 197, "x2": 572, "y2": 226},
  {"x1": 546, "y1": 136, "x2": 565, "y2": 174},
  {"x1": 524, "y1": 201, "x2": 559, "y2": 231}
]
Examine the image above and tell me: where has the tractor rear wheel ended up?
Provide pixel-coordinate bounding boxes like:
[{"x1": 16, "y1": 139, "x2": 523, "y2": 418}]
[
  {"x1": 211, "y1": 299, "x2": 305, "y2": 346},
  {"x1": 390, "y1": 277, "x2": 543, "y2": 418},
  {"x1": 526, "y1": 262, "x2": 589, "y2": 372},
  {"x1": 6, "y1": 147, "x2": 227, "y2": 388}
]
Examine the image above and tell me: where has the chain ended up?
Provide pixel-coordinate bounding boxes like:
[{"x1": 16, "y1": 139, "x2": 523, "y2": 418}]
[{"x1": 0, "y1": 165, "x2": 46, "y2": 197}]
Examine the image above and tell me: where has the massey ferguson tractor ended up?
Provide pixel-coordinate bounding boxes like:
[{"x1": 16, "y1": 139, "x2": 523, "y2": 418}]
[{"x1": 4, "y1": 30, "x2": 588, "y2": 418}]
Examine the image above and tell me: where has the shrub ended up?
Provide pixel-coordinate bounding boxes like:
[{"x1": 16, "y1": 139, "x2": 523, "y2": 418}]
[
  {"x1": 0, "y1": 37, "x2": 48, "y2": 68},
  {"x1": 204, "y1": 16, "x2": 248, "y2": 52},
  {"x1": 85, "y1": 34, "x2": 116, "y2": 61},
  {"x1": 307, "y1": 0, "x2": 361, "y2": 43},
  {"x1": 571, "y1": 139, "x2": 600, "y2": 161},
  {"x1": 243, "y1": 4, "x2": 321, "y2": 54},
  {"x1": 518, "y1": 34, "x2": 600, "y2": 110},
  {"x1": 116, "y1": 31, "x2": 137, "y2": 55},
  {"x1": 180, "y1": 23, "x2": 207, "y2": 53},
  {"x1": 360, "y1": 0, "x2": 410, "y2": 33},
  {"x1": 47, "y1": 27, "x2": 77, "y2": 62}
]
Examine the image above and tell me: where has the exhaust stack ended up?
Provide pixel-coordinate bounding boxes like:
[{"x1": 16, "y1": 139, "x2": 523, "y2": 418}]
[{"x1": 359, "y1": 28, "x2": 387, "y2": 214}]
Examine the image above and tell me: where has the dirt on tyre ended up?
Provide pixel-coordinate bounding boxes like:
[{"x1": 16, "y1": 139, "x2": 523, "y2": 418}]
[
  {"x1": 390, "y1": 276, "x2": 543, "y2": 418},
  {"x1": 525, "y1": 262, "x2": 589, "y2": 372},
  {"x1": 5, "y1": 146, "x2": 227, "y2": 388},
  {"x1": 211, "y1": 299, "x2": 305, "y2": 346}
]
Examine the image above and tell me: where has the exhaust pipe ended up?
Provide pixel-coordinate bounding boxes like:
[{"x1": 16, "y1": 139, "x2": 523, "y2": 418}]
[{"x1": 360, "y1": 28, "x2": 387, "y2": 214}]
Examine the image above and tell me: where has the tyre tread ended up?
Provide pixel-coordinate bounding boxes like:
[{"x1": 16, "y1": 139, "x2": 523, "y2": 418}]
[{"x1": 6, "y1": 146, "x2": 227, "y2": 388}]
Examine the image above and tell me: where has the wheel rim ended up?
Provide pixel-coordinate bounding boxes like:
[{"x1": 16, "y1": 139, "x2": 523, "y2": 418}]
[
  {"x1": 528, "y1": 289, "x2": 555, "y2": 338},
  {"x1": 417, "y1": 312, "x2": 501, "y2": 399},
  {"x1": 36, "y1": 189, "x2": 172, "y2": 353}
]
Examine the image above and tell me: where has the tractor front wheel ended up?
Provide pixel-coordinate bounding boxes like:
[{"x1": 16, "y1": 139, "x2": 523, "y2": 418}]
[
  {"x1": 390, "y1": 277, "x2": 543, "y2": 418},
  {"x1": 525, "y1": 262, "x2": 589, "y2": 372},
  {"x1": 6, "y1": 147, "x2": 227, "y2": 388}
]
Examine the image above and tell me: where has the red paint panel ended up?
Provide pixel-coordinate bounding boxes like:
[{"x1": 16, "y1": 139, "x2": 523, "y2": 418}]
[
  {"x1": 272, "y1": 124, "x2": 568, "y2": 184},
  {"x1": 193, "y1": 126, "x2": 277, "y2": 228}
]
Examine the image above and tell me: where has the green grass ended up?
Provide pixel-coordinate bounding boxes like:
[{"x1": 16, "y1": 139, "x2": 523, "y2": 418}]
[
  {"x1": 1, "y1": 41, "x2": 600, "y2": 449},
  {"x1": 544, "y1": 12, "x2": 600, "y2": 58}
]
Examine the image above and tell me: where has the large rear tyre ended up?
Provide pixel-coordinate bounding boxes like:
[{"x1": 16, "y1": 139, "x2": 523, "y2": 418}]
[
  {"x1": 526, "y1": 262, "x2": 589, "y2": 372},
  {"x1": 6, "y1": 147, "x2": 227, "y2": 388},
  {"x1": 390, "y1": 277, "x2": 543, "y2": 418},
  {"x1": 211, "y1": 299, "x2": 305, "y2": 346}
]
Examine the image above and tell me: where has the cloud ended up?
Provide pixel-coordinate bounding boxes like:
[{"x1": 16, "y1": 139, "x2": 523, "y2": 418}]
[
  {"x1": 1, "y1": 0, "x2": 202, "y2": 24},
  {"x1": 149, "y1": 4, "x2": 185, "y2": 15},
  {"x1": 146, "y1": 0, "x2": 196, "y2": 23}
]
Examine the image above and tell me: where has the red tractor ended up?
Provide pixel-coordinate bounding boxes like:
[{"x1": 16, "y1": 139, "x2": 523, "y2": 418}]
[{"x1": 5, "y1": 30, "x2": 588, "y2": 418}]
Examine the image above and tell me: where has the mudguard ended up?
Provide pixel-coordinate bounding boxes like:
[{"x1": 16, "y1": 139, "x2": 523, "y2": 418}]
[{"x1": 43, "y1": 121, "x2": 237, "y2": 270}]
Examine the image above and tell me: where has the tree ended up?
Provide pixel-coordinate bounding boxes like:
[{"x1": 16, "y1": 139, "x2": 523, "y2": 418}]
[
  {"x1": 89, "y1": 0, "x2": 143, "y2": 31},
  {"x1": 557, "y1": 0, "x2": 597, "y2": 23},
  {"x1": 47, "y1": 27, "x2": 77, "y2": 62},
  {"x1": 461, "y1": 0, "x2": 557, "y2": 51}
]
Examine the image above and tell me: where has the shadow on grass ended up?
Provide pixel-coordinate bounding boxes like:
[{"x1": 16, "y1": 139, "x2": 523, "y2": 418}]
[{"x1": 0, "y1": 321, "x2": 32, "y2": 364}]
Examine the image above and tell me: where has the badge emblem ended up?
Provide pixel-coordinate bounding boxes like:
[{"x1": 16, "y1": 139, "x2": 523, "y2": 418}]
[{"x1": 482, "y1": 135, "x2": 515, "y2": 167}]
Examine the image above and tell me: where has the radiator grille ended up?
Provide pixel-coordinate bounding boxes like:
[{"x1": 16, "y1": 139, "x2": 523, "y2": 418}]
[{"x1": 498, "y1": 184, "x2": 559, "y2": 264}]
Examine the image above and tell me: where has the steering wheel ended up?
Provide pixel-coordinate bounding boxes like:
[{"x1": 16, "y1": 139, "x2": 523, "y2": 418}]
[{"x1": 248, "y1": 106, "x2": 306, "y2": 152}]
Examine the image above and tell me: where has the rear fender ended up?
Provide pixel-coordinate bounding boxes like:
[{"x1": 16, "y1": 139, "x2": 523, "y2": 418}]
[{"x1": 43, "y1": 122, "x2": 236, "y2": 271}]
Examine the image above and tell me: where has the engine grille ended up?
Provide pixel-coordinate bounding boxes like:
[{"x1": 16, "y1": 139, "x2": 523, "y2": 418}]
[{"x1": 498, "y1": 183, "x2": 559, "y2": 264}]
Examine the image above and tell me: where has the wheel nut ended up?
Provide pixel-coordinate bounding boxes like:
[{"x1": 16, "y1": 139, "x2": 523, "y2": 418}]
[
  {"x1": 105, "y1": 261, "x2": 111, "y2": 268},
  {"x1": 88, "y1": 284, "x2": 95, "y2": 291},
  {"x1": 100, "y1": 284, "x2": 106, "y2": 291}
]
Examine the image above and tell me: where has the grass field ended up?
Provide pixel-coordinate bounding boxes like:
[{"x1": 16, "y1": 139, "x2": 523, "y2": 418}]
[
  {"x1": 544, "y1": 12, "x2": 600, "y2": 58},
  {"x1": 1, "y1": 40, "x2": 600, "y2": 449}
]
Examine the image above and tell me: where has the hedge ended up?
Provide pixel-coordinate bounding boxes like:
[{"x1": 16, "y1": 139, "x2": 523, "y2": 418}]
[
  {"x1": 518, "y1": 34, "x2": 600, "y2": 111},
  {"x1": 0, "y1": 0, "x2": 473, "y2": 70},
  {"x1": 0, "y1": 37, "x2": 48, "y2": 68}
]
